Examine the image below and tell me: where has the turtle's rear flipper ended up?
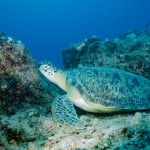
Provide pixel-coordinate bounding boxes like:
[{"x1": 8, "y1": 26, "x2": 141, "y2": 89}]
[{"x1": 52, "y1": 95, "x2": 85, "y2": 127}]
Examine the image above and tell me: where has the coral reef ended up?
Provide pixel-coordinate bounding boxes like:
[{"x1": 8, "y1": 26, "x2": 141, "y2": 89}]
[
  {"x1": 0, "y1": 108, "x2": 55, "y2": 149},
  {"x1": 1, "y1": 110, "x2": 150, "y2": 149},
  {"x1": 62, "y1": 29, "x2": 150, "y2": 80},
  {"x1": 0, "y1": 32, "x2": 45, "y2": 114},
  {"x1": 0, "y1": 30, "x2": 150, "y2": 149},
  {"x1": 0, "y1": 32, "x2": 65, "y2": 149},
  {"x1": 44, "y1": 112, "x2": 150, "y2": 150}
]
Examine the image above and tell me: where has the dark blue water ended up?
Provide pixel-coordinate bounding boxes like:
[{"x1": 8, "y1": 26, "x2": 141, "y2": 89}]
[{"x1": 0, "y1": 0, "x2": 150, "y2": 68}]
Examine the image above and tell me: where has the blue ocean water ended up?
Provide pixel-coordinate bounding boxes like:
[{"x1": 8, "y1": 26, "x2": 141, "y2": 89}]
[{"x1": 0, "y1": 0, "x2": 150, "y2": 68}]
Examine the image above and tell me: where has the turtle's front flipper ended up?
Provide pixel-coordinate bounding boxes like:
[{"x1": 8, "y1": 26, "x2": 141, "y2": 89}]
[{"x1": 51, "y1": 95, "x2": 85, "y2": 127}]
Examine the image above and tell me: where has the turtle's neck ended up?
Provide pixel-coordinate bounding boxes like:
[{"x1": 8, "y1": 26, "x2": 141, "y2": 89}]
[{"x1": 53, "y1": 70, "x2": 67, "y2": 92}]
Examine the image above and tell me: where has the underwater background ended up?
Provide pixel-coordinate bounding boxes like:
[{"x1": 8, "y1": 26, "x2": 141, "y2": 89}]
[
  {"x1": 0, "y1": 0, "x2": 150, "y2": 68},
  {"x1": 0, "y1": 0, "x2": 150, "y2": 149}
]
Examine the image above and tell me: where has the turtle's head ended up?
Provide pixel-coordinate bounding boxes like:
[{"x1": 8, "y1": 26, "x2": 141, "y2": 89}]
[
  {"x1": 39, "y1": 64, "x2": 59, "y2": 82},
  {"x1": 39, "y1": 64, "x2": 67, "y2": 91}
]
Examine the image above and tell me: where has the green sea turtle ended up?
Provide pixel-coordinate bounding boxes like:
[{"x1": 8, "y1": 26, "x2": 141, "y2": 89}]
[{"x1": 39, "y1": 64, "x2": 150, "y2": 126}]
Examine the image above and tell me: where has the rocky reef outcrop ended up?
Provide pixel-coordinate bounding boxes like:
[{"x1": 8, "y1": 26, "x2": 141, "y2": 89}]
[
  {"x1": 0, "y1": 33, "x2": 64, "y2": 149},
  {"x1": 62, "y1": 29, "x2": 150, "y2": 80},
  {"x1": 0, "y1": 32, "x2": 51, "y2": 114}
]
